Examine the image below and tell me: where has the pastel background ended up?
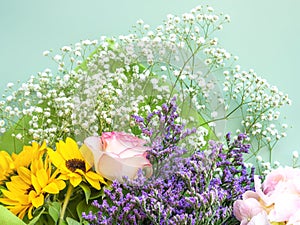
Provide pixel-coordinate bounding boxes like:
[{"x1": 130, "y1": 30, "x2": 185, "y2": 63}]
[{"x1": 0, "y1": 0, "x2": 299, "y2": 164}]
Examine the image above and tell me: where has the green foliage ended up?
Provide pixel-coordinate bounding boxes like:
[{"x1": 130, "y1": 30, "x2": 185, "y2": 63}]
[{"x1": 0, "y1": 205, "x2": 26, "y2": 225}]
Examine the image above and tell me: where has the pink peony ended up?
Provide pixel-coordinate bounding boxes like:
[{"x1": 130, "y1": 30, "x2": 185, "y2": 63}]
[
  {"x1": 248, "y1": 212, "x2": 270, "y2": 225},
  {"x1": 83, "y1": 132, "x2": 152, "y2": 182},
  {"x1": 263, "y1": 167, "x2": 300, "y2": 195},
  {"x1": 234, "y1": 167, "x2": 300, "y2": 224},
  {"x1": 287, "y1": 209, "x2": 300, "y2": 225},
  {"x1": 233, "y1": 198, "x2": 265, "y2": 225},
  {"x1": 268, "y1": 193, "x2": 300, "y2": 222}
]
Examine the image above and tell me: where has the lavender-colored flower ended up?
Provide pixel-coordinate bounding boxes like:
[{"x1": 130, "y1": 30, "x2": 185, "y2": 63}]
[{"x1": 82, "y1": 100, "x2": 254, "y2": 225}]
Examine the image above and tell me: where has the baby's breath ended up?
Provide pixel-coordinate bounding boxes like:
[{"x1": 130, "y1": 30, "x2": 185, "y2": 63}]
[{"x1": 0, "y1": 5, "x2": 290, "y2": 159}]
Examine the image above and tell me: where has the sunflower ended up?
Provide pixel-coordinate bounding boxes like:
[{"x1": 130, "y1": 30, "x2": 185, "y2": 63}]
[
  {"x1": 0, "y1": 156, "x2": 65, "y2": 219},
  {"x1": 12, "y1": 141, "x2": 47, "y2": 168},
  {"x1": 0, "y1": 141, "x2": 46, "y2": 184},
  {"x1": 47, "y1": 137, "x2": 106, "y2": 189},
  {"x1": 0, "y1": 151, "x2": 15, "y2": 184}
]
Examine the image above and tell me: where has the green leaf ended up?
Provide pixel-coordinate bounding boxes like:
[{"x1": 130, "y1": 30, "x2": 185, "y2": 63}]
[
  {"x1": 66, "y1": 217, "x2": 81, "y2": 225},
  {"x1": 79, "y1": 183, "x2": 91, "y2": 204},
  {"x1": 0, "y1": 205, "x2": 26, "y2": 225},
  {"x1": 48, "y1": 202, "x2": 61, "y2": 223},
  {"x1": 0, "y1": 116, "x2": 31, "y2": 153}
]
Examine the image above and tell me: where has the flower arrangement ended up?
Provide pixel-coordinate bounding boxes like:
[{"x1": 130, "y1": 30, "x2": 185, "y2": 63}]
[{"x1": 0, "y1": 4, "x2": 295, "y2": 225}]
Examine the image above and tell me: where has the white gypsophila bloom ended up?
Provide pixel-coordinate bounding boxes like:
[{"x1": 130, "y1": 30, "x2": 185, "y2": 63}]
[
  {"x1": 293, "y1": 151, "x2": 299, "y2": 158},
  {"x1": 0, "y1": 5, "x2": 289, "y2": 161}
]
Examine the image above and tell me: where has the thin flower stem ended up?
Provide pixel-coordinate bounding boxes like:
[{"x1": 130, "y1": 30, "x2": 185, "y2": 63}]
[{"x1": 59, "y1": 184, "x2": 74, "y2": 225}]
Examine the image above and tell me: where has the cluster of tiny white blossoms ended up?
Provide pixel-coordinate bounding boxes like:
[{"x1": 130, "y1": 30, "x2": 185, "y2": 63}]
[
  {"x1": 255, "y1": 151, "x2": 300, "y2": 177},
  {"x1": 223, "y1": 67, "x2": 291, "y2": 155},
  {"x1": 0, "y1": 41, "x2": 97, "y2": 148},
  {"x1": 0, "y1": 5, "x2": 290, "y2": 157}
]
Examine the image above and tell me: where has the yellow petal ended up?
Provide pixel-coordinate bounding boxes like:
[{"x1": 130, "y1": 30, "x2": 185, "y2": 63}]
[
  {"x1": 47, "y1": 148, "x2": 67, "y2": 170},
  {"x1": 55, "y1": 179, "x2": 66, "y2": 190},
  {"x1": 70, "y1": 175, "x2": 82, "y2": 187},
  {"x1": 43, "y1": 182, "x2": 59, "y2": 194},
  {"x1": 43, "y1": 180, "x2": 66, "y2": 194},
  {"x1": 85, "y1": 176, "x2": 100, "y2": 190},
  {"x1": 17, "y1": 167, "x2": 31, "y2": 184},
  {"x1": 58, "y1": 138, "x2": 83, "y2": 161},
  {"x1": 79, "y1": 144, "x2": 94, "y2": 169},
  {"x1": 10, "y1": 205, "x2": 29, "y2": 219},
  {"x1": 27, "y1": 205, "x2": 34, "y2": 220},
  {"x1": 36, "y1": 168, "x2": 48, "y2": 188},
  {"x1": 30, "y1": 192, "x2": 44, "y2": 208},
  {"x1": 31, "y1": 175, "x2": 42, "y2": 193}
]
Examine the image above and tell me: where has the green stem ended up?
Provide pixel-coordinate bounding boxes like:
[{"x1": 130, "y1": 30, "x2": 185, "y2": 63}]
[{"x1": 59, "y1": 184, "x2": 74, "y2": 225}]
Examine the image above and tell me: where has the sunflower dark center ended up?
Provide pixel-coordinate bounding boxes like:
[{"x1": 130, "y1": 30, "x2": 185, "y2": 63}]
[{"x1": 66, "y1": 159, "x2": 86, "y2": 172}]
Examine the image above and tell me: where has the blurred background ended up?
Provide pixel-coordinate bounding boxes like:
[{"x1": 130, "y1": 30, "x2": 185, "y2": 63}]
[{"x1": 0, "y1": 0, "x2": 299, "y2": 164}]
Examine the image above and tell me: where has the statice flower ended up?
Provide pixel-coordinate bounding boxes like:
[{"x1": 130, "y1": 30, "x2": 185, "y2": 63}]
[{"x1": 82, "y1": 100, "x2": 254, "y2": 225}]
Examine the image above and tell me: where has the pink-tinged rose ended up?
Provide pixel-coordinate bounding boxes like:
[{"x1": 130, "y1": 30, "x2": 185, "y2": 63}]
[
  {"x1": 83, "y1": 132, "x2": 153, "y2": 182},
  {"x1": 233, "y1": 198, "x2": 265, "y2": 225},
  {"x1": 263, "y1": 167, "x2": 300, "y2": 195}
]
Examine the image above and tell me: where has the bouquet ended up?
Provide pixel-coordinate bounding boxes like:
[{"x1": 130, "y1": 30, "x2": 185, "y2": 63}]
[{"x1": 0, "y1": 5, "x2": 294, "y2": 225}]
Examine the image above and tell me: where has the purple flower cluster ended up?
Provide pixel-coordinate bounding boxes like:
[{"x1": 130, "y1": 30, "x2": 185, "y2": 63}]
[{"x1": 82, "y1": 99, "x2": 254, "y2": 225}]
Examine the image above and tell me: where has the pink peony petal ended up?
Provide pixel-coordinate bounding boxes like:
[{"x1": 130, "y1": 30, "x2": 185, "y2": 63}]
[
  {"x1": 248, "y1": 212, "x2": 270, "y2": 225},
  {"x1": 268, "y1": 193, "x2": 300, "y2": 222},
  {"x1": 253, "y1": 175, "x2": 273, "y2": 207},
  {"x1": 233, "y1": 198, "x2": 265, "y2": 225},
  {"x1": 287, "y1": 209, "x2": 300, "y2": 225}
]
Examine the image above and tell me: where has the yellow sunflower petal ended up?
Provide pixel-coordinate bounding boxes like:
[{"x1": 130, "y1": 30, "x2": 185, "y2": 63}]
[
  {"x1": 36, "y1": 168, "x2": 48, "y2": 188},
  {"x1": 6, "y1": 180, "x2": 27, "y2": 193},
  {"x1": 57, "y1": 138, "x2": 82, "y2": 161},
  {"x1": 31, "y1": 175, "x2": 42, "y2": 193},
  {"x1": 27, "y1": 205, "x2": 34, "y2": 220},
  {"x1": 84, "y1": 176, "x2": 100, "y2": 190},
  {"x1": 13, "y1": 142, "x2": 45, "y2": 169},
  {"x1": 55, "y1": 179, "x2": 66, "y2": 190},
  {"x1": 10, "y1": 205, "x2": 29, "y2": 219},
  {"x1": 79, "y1": 144, "x2": 94, "y2": 169},
  {"x1": 43, "y1": 179, "x2": 66, "y2": 194},
  {"x1": 85, "y1": 171, "x2": 107, "y2": 184},
  {"x1": 17, "y1": 167, "x2": 31, "y2": 184},
  {"x1": 47, "y1": 148, "x2": 67, "y2": 171},
  {"x1": 1, "y1": 190, "x2": 23, "y2": 202},
  {"x1": 29, "y1": 192, "x2": 44, "y2": 208},
  {"x1": 69, "y1": 175, "x2": 82, "y2": 187},
  {"x1": 0, "y1": 196, "x2": 18, "y2": 205}
]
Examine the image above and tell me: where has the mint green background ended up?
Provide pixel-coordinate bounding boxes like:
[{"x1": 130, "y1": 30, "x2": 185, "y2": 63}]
[{"x1": 0, "y1": 0, "x2": 299, "y2": 164}]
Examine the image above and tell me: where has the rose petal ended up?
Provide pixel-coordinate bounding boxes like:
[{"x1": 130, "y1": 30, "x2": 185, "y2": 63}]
[
  {"x1": 97, "y1": 153, "x2": 152, "y2": 182},
  {"x1": 84, "y1": 136, "x2": 104, "y2": 171},
  {"x1": 118, "y1": 146, "x2": 149, "y2": 158},
  {"x1": 102, "y1": 132, "x2": 146, "y2": 154}
]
